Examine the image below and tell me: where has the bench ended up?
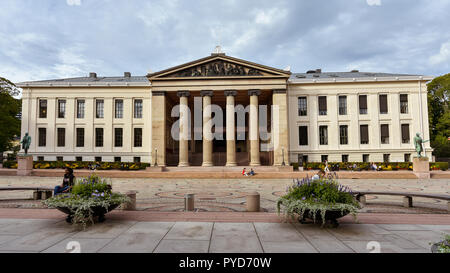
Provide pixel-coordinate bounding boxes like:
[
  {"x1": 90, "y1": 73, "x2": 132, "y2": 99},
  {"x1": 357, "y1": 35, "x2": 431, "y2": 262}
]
[
  {"x1": 0, "y1": 187, "x2": 54, "y2": 200},
  {"x1": 354, "y1": 191, "x2": 450, "y2": 212}
]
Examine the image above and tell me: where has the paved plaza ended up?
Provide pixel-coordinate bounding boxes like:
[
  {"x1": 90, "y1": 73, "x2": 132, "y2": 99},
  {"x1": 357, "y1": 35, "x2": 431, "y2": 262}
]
[
  {"x1": 0, "y1": 216, "x2": 448, "y2": 253},
  {"x1": 0, "y1": 176, "x2": 449, "y2": 213}
]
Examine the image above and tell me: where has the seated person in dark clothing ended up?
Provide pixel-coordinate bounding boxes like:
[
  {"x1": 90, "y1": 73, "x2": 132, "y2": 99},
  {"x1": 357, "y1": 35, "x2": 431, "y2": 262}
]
[{"x1": 54, "y1": 167, "x2": 75, "y2": 196}]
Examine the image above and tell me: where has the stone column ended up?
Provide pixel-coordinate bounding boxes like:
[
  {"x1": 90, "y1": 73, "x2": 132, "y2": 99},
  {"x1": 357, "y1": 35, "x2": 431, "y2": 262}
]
[
  {"x1": 201, "y1": 91, "x2": 214, "y2": 167},
  {"x1": 272, "y1": 89, "x2": 290, "y2": 166},
  {"x1": 249, "y1": 90, "x2": 261, "y2": 166},
  {"x1": 178, "y1": 91, "x2": 190, "y2": 167},
  {"x1": 225, "y1": 90, "x2": 237, "y2": 167},
  {"x1": 151, "y1": 91, "x2": 167, "y2": 167}
]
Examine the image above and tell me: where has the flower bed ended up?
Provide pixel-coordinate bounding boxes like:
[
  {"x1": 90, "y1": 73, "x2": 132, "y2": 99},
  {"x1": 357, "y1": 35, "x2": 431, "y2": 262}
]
[
  {"x1": 43, "y1": 173, "x2": 130, "y2": 228},
  {"x1": 2, "y1": 160, "x2": 149, "y2": 170},
  {"x1": 277, "y1": 177, "x2": 361, "y2": 227}
]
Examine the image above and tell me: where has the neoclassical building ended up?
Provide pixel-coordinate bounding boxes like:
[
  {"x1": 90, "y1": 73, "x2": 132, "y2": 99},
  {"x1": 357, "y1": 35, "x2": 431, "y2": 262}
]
[{"x1": 17, "y1": 53, "x2": 433, "y2": 167}]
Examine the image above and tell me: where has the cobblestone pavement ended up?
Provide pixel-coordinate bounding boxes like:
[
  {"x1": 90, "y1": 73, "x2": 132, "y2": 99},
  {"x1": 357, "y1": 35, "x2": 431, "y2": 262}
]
[
  {"x1": 0, "y1": 176, "x2": 448, "y2": 213},
  {"x1": 0, "y1": 217, "x2": 448, "y2": 253}
]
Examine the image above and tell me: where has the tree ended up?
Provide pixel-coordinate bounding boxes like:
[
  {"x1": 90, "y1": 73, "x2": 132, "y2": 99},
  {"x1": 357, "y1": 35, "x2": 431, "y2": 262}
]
[
  {"x1": 427, "y1": 73, "x2": 450, "y2": 158},
  {"x1": 0, "y1": 77, "x2": 21, "y2": 163}
]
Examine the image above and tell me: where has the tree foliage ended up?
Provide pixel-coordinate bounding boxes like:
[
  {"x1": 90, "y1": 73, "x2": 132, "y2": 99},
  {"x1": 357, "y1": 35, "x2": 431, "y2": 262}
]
[
  {"x1": 0, "y1": 77, "x2": 21, "y2": 155},
  {"x1": 427, "y1": 73, "x2": 450, "y2": 157}
]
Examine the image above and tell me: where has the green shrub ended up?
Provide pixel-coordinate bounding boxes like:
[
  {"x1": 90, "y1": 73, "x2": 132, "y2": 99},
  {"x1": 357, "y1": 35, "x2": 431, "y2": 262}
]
[
  {"x1": 3, "y1": 160, "x2": 17, "y2": 169},
  {"x1": 430, "y1": 162, "x2": 449, "y2": 171}
]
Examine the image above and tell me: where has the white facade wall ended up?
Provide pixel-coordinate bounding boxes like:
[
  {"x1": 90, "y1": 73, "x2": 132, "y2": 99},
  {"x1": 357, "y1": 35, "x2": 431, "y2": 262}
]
[
  {"x1": 20, "y1": 87, "x2": 152, "y2": 163},
  {"x1": 287, "y1": 80, "x2": 432, "y2": 163}
]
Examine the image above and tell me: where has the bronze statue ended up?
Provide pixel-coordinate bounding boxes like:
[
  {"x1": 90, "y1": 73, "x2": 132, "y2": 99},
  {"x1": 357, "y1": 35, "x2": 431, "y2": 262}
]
[
  {"x1": 413, "y1": 133, "x2": 429, "y2": 158},
  {"x1": 20, "y1": 133, "x2": 31, "y2": 155}
]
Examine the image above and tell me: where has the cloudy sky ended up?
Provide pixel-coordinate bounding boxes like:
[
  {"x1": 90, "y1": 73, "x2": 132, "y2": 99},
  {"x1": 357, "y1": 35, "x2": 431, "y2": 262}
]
[{"x1": 1, "y1": 0, "x2": 449, "y2": 84}]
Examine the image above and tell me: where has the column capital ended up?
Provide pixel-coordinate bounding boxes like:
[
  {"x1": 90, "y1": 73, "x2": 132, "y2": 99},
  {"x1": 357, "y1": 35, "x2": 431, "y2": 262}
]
[
  {"x1": 200, "y1": 90, "x2": 214, "y2": 97},
  {"x1": 177, "y1": 91, "x2": 190, "y2": 98},
  {"x1": 273, "y1": 89, "x2": 287, "y2": 94},
  {"x1": 248, "y1": 89, "x2": 261, "y2": 96},
  {"x1": 224, "y1": 90, "x2": 237, "y2": 97},
  {"x1": 152, "y1": 91, "x2": 166, "y2": 96}
]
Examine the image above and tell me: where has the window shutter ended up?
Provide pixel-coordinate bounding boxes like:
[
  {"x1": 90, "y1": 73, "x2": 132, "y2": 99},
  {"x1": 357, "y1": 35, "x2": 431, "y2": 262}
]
[
  {"x1": 381, "y1": 125, "x2": 389, "y2": 138},
  {"x1": 402, "y1": 124, "x2": 410, "y2": 141},
  {"x1": 380, "y1": 95, "x2": 388, "y2": 113},
  {"x1": 359, "y1": 95, "x2": 367, "y2": 109},
  {"x1": 318, "y1": 96, "x2": 327, "y2": 112}
]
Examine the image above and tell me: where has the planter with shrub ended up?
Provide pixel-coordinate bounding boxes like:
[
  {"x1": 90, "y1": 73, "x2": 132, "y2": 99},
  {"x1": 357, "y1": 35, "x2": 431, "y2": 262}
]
[
  {"x1": 277, "y1": 177, "x2": 361, "y2": 228},
  {"x1": 43, "y1": 173, "x2": 130, "y2": 228}
]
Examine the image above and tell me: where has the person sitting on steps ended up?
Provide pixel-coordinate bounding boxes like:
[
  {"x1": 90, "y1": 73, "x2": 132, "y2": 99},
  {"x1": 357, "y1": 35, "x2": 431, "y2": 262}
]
[{"x1": 54, "y1": 167, "x2": 75, "y2": 196}]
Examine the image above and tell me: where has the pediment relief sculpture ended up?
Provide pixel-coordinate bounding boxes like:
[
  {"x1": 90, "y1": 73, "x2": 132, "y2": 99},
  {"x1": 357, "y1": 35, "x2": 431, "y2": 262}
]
[{"x1": 167, "y1": 60, "x2": 269, "y2": 78}]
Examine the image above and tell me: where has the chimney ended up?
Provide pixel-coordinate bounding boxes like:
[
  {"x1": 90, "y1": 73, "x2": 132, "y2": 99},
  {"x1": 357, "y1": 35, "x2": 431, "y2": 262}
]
[
  {"x1": 89, "y1": 72, "x2": 97, "y2": 78},
  {"x1": 124, "y1": 72, "x2": 131, "y2": 78},
  {"x1": 315, "y1": 69, "x2": 322, "y2": 73}
]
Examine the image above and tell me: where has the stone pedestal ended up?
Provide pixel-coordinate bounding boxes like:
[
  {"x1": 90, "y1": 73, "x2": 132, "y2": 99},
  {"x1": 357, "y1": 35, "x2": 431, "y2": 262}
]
[
  {"x1": 413, "y1": 157, "x2": 430, "y2": 179},
  {"x1": 124, "y1": 191, "x2": 137, "y2": 211},
  {"x1": 17, "y1": 155, "x2": 33, "y2": 176},
  {"x1": 185, "y1": 194, "x2": 195, "y2": 212},
  {"x1": 246, "y1": 192, "x2": 260, "y2": 212}
]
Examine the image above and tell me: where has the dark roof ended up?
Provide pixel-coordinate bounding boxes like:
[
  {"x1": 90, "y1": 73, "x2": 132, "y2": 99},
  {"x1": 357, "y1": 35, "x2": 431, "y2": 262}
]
[
  {"x1": 290, "y1": 71, "x2": 420, "y2": 80},
  {"x1": 18, "y1": 76, "x2": 149, "y2": 85}
]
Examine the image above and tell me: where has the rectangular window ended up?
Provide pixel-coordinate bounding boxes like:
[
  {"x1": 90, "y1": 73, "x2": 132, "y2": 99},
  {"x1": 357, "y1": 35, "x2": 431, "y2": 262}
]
[
  {"x1": 319, "y1": 126, "x2": 328, "y2": 145},
  {"x1": 76, "y1": 128, "x2": 85, "y2": 147},
  {"x1": 114, "y1": 128, "x2": 123, "y2": 147},
  {"x1": 318, "y1": 96, "x2": 327, "y2": 115},
  {"x1": 38, "y1": 128, "x2": 46, "y2": 147},
  {"x1": 359, "y1": 95, "x2": 368, "y2": 115},
  {"x1": 39, "y1": 99, "x2": 47, "y2": 118},
  {"x1": 76, "y1": 157, "x2": 82, "y2": 162},
  {"x1": 298, "y1": 126, "x2": 308, "y2": 146},
  {"x1": 401, "y1": 124, "x2": 410, "y2": 144},
  {"x1": 114, "y1": 157, "x2": 121, "y2": 163},
  {"x1": 379, "y1": 94, "x2": 388, "y2": 114},
  {"x1": 321, "y1": 155, "x2": 328, "y2": 163},
  {"x1": 115, "y1": 99, "x2": 124, "y2": 119},
  {"x1": 95, "y1": 157, "x2": 102, "y2": 162},
  {"x1": 363, "y1": 154, "x2": 370, "y2": 163},
  {"x1": 400, "y1": 94, "x2": 408, "y2": 114},
  {"x1": 134, "y1": 99, "x2": 143, "y2": 119},
  {"x1": 360, "y1": 125, "x2": 369, "y2": 144},
  {"x1": 342, "y1": 155, "x2": 349, "y2": 163},
  {"x1": 404, "y1": 154, "x2": 411, "y2": 162},
  {"x1": 383, "y1": 154, "x2": 390, "y2": 163},
  {"x1": 339, "y1": 96, "x2": 347, "y2": 115},
  {"x1": 95, "y1": 128, "x2": 104, "y2": 147},
  {"x1": 57, "y1": 128, "x2": 65, "y2": 147},
  {"x1": 77, "y1": 100, "x2": 85, "y2": 119},
  {"x1": 298, "y1": 97, "x2": 307, "y2": 116},
  {"x1": 38, "y1": 156, "x2": 44, "y2": 161},
  {"x1": 340, "y1": 125, "x2": 348, "y2": 145},
  {"x1": 134, "y1": 128, "x2": 143, "y2": 147},
  {"x1": 57, "y1": 157, "x2": 63, "y2": 162},
  {"x1": 96, "y1": 99, "x2": 104, "y2": 118},
  {"x1": 58, "y1": 100, "x2": 66, "y2": 118},
  {"x1": 134, "y1": 157, "x2": 141, "y2": 163},
  {"x1": 381, "y1": 124, "x2": 389, "y2": 144}
]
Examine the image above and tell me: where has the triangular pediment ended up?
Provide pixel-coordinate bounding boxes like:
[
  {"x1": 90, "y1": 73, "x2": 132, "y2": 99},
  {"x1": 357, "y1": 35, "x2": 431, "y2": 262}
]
[{"x1": 148, "y1": 54, "x2": 291, "y2": 80}]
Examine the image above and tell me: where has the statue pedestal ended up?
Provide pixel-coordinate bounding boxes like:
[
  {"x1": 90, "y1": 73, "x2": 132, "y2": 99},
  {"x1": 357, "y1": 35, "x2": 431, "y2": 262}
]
[
  {"x1": 17, "y1": 155, "x2": 33, "y2": 176},
  {"x1": 413, "y1": 157, "x2": 430, "y2": 179}
]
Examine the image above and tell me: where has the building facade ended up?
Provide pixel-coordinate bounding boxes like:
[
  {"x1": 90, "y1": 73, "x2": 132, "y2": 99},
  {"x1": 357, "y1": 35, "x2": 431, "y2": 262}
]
[{"x1": 17, "y1": 53, "x2": 433, "y2": 166}]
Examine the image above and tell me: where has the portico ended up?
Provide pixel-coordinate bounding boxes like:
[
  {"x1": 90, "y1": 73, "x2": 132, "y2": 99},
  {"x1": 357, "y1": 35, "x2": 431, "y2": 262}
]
[{"x1": 148, "y1": 53, "x2": 291, "y2": 168}]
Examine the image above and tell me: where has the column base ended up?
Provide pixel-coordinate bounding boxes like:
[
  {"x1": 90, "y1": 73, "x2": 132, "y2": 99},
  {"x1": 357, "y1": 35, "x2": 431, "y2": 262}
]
[
  {"x1": 250, "y1": 162, "x2": 261, "y2": 167},
  {"x1": 226, "y1": 162, "x2": 237, "y2": 167},
  {"x1": 178, "y1": 163, "x2": 190, "y2": 167},
  {"x1": 202, "y1": 162, "x2": 214, "y2": 167}
]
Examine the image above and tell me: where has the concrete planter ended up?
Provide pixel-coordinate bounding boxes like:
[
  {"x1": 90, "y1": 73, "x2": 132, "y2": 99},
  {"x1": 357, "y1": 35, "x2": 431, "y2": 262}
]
[
  {"x1": 57, "y1": 204, "x2": 120, "y2": 223},
  {"x1": 298, "y1": 208, "x2": 351, "y2": 228}
]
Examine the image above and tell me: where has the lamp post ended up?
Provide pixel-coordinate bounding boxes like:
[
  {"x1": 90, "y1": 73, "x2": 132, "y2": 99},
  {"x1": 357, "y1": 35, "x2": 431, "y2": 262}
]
[
  {"x1": 282, "y1": 147, "x2": 286, "y2": 166},
  {"x1": 154, "y1": 148, "x2": 158, "y2": 167}
]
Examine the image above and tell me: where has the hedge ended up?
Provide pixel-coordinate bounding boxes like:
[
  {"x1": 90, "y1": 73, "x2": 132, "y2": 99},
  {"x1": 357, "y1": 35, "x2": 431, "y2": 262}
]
[
  {"x1": 2, "y1": 161, "x2": 150, "y2": 171},
  {"x1": 301, "y1": 162, "x2": 448, "y2": 171}
]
